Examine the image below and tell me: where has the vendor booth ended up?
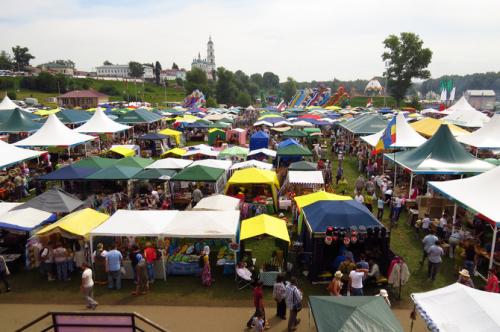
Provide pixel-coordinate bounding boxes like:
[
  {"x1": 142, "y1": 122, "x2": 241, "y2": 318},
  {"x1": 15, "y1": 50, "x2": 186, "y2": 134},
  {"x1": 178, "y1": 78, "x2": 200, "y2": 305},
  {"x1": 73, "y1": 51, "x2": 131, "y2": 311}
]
[
  {"x1": 227, "y1": 128, "x2": 247, "y2": 145},
  {"x1": 160, "y1": 148, "x2": 187, "y2": 158},
  {"x1": 309, "y1": 296, "x2": 403, "y2": 332},
  {"x1": 239, "y1": 214, "x2": 290, "y2": 286},
  {"x1": 147, "y1": 158, "x2": 192, "y2": 170},
  {"x1": 226, "y1": 168, "x2": 280, "y2": 216},
  {"x1": 412, "y1": 283, "x2": 500, "y2": 332},
  {"x1": 286, "y1": 170, "x2": 325, "y2": 195},
  {"x1": 158, "y1": 128, "x2": 183, "y2": 146},
  {"x1": 207, "y1": 128, "x2": 226, "y2": 146},
  {"x1": 249, "y1": 131, "x2": 269, "y2": 151},
  {"x1": 192, "y1": 194, "x2": 241, "y2": 211},
  {"x1": 15, "y1": 187, "x2": 85, "y2": 213},
  {"x1": 410, "y1": 117, "x2": 468, "y2": 137},
  {"x1": 289, "y1": 160, "x2": 318, "y2": 171}
]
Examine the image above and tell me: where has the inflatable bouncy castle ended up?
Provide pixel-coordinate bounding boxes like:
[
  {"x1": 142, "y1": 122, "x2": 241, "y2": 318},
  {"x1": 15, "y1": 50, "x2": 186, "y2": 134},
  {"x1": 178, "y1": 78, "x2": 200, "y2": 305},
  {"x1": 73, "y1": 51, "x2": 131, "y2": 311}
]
[{"x1": 183, "y1": 90, "x2": 206, "y2": 108}]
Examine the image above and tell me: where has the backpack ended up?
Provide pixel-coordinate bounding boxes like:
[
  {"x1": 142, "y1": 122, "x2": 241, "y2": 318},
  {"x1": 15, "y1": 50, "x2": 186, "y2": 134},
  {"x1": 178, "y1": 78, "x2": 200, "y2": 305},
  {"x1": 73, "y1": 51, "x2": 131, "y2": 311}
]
[{"x1": 198, "y1": 254, "x2": 205, "y2": 268}]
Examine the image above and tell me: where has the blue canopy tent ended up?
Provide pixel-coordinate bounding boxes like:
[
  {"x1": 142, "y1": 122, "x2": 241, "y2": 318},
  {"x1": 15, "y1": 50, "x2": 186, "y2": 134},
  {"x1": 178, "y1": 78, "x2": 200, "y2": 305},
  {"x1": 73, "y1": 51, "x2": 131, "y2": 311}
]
[
  {"x1": 39, "y1": 166, "x2": 98, "y2": 181},
  {"x1": 249, "y1": 131, "x2": 269, "y2": 151},
  {"x1": 278, "y1": 138, "x2": 300, "y2": 148},
  {"x1": 301, "y1": 200, "x2": 383, "y2": 280}
]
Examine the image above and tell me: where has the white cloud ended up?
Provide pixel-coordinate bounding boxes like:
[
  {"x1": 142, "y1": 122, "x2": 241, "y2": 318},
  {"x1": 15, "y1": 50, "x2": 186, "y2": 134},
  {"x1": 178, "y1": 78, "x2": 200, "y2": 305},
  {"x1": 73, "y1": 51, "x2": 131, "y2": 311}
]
[{"x1": 0, "y1": 0, "x2": 499, "y2": 81}]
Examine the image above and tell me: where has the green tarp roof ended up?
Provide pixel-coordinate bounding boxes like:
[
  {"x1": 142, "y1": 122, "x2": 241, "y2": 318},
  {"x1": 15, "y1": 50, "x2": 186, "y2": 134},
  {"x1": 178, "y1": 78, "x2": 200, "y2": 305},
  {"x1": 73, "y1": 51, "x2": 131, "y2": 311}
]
[
  {"x1": 283, "y1": 129, "x2": 308, "y2": 138},
  {"x1": 303, "y1": 127, "x2": 321, "y2": 134},
  {"x1": 171, "y1": 165, "x2": 224, "y2": 182},
  {"x1": 86, "y1": 165, "x2": 141, "y2": 180},
  {"x1": 56, "y1": 109, "x2": 92, "y2": 124},
  {"x1": 116, "y1": 109, "x2": 163, "y2": 124},
  {"x1": 0, "y1": 108, "x2": 42, "y2": 133},
  {"x1": 384, "y1": 124, "x2": 494, "y2": 174},
  {"x1": 132, "y1": 168, "x2": 176, "y2": 180},
  {"x1": 113, "y1": 156, "x2": 154, "y2": 168},
  {"x1": 72, "y1": 157, "x2": 117, "y2": 169},
  {"x1": 209, "y1": 121, "x2": 231, "y2": 128},
  {"x1": 340, "y1": 114, "x2": 387, "y2": 135},
  {"x1": 289, "y1": 160, "x2": 318, "y2": 171},
  {"x1": 309, "y1": 296, "x2": 403, "y2": 332},
  {"x1": 277, "y1": 144, "x2": 313, "y2": 156},
  {"x1": 0, "y1": 108, "x2": 40, "y2": 123}
]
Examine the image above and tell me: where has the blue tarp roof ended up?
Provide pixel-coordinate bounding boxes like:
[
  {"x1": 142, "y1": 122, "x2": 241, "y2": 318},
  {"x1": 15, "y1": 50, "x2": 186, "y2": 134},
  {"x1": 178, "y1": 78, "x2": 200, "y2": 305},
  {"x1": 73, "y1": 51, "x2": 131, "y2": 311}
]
[
  {"x1": 249, "y1": 131, "x2": 270, "y2": 151},
  {"x1": 278, "y1": 138, "x2": 300, "y2": 148},
  {"x1": 303, "y1": 200, "x2": 382, "y2": 233},
  {"x1": 39, "y1": 166, "x2": 98, "y2": 181},
  {"x1": 0, "y1": 213, "x2": 56, "y2": 232}
]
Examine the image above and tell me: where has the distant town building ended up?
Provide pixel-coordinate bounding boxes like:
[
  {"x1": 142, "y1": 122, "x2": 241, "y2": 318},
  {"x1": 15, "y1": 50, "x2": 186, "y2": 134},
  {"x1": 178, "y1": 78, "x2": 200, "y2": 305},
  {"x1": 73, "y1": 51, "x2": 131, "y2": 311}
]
[
  {"x1": 96, "y1": 64, "x2": 130, "y2": 78},
  {"x1": 143, "y1": 64, "x2": 154, "y2": 80},
  {"x1": 191, "y1": 36, "x2": 216, "y2": 80},
  {"x1": 465, "y1": 90, "x2": 496, "y2": 110},
  {"x1": 364, "y1": 78, "x2": 383, "y2": 96},
  {"x1": 160, "y1": 69, "x2": 187, "y2": 81},
  {"x1": 57, "y1": 90, "x2": 109, "y2": 109},
  {"x1": 40, "y1": 62, "x2": 75, "y2": 76}
]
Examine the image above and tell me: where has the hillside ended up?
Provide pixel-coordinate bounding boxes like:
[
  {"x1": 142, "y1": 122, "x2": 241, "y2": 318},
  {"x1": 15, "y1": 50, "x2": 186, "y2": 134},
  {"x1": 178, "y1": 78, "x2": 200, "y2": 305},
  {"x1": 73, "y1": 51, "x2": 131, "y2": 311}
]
[{"x1": 0, "y1": 76, "x2": 186, "y2": 107}]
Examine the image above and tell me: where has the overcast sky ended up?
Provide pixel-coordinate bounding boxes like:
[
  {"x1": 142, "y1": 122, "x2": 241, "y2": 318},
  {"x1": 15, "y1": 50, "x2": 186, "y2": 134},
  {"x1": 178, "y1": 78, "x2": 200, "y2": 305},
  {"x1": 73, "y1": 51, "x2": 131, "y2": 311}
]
[{"x1": 1, "y1": 0, "x2": 499, "y2": 82}]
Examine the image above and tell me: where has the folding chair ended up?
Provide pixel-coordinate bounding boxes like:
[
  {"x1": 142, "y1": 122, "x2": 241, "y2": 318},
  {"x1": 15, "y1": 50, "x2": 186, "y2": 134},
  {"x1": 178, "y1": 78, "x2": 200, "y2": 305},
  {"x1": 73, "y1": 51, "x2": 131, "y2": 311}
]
[{"x1": 236, "y1": 273, "x2": 253, "y2": 290}]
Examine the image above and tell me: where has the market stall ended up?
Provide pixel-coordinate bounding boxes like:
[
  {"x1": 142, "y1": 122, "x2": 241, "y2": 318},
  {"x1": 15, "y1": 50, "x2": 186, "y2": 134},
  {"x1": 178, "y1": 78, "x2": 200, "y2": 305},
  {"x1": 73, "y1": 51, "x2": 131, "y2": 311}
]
[
  {"x1": 227, "y1": 128, "x2": 247, "y2": 145},
  {"x1": 239, "y1": 214, "x2": 290, "y2": 286},
  {"x1": 286, "y1": 170, "x2": 325, "y2": 195},
  {"x1": 158, "y1": 128, "x2": 183, "y2": 146},
  {"x1": 249, "y1": 131, "x2": 269, "y2": 151},
  {"x1": 146, "y1": 158, "x2": 193, "y2": 170},
  {"x1": 225, "y1": 168, "x2": 280, "y2": 215},
  {"x1": 15, "y1": 187, "x2": 85, "y2": 213},
  {"x1": 192, "y1": 194, "x2": 241, "y2": 211},
  {"x1": 207, "y1": 128, "x2": 226, "y2": 146}
]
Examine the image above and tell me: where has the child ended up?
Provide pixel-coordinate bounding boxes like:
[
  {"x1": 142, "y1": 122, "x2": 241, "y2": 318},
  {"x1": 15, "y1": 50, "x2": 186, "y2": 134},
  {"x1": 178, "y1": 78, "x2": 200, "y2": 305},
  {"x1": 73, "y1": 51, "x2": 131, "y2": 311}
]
[{"x1": 252, "y1": 311, "x2": 265, "y2": 332}]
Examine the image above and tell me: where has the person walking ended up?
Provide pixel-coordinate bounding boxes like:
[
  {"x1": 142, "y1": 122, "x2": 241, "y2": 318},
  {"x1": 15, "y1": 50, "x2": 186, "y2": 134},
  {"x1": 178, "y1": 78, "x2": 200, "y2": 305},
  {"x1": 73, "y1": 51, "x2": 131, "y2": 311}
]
[
  {"x1": 80, "y1": 263, "x2": 97, "y2": 309},
  {"x1": 0, "y1": 255, "x2": 11, "y2": 293},
  {"x1": 247, "y1": 281, "x2": 266, "y2": 329},
  {"x1": 272, "y1": 275, "x2": 287, "y2": 320},
  {"x1": 192, "y1": 186, "x2": 203, "y2": 207},
  {"x1": 326, "y1": 271, "x2": 342, "y2": 296},
  {"x1": 285, "y1": 277, "x2": 302, "y2": 332},
  {"x1": 377, "y1": 196, "x2": 385, "y2": 220},
  {"x1": 53, "y1": 243, "x2": 69, "y2": 281},
  {"x1": 201, "y1": 246, "x2": 212, "y2": 287},
  {"x1": 105, "y1": 245, "x2": 123, "y2": 290},
  {"x1": 132, "y1": 254, "x2": 149, "y2": 295},
  {"x1": 421, "y1": 230, "x2": 438, "y2": 265},
  {"x1": 427, "y1": 240, "x2": 444, "y2": 281},
  {"x1": 143, "y1": 242, "x2": 157, "y2": 284},
  {"x1": 457, "y1": 269, "x2": 475, "y2": 288}
]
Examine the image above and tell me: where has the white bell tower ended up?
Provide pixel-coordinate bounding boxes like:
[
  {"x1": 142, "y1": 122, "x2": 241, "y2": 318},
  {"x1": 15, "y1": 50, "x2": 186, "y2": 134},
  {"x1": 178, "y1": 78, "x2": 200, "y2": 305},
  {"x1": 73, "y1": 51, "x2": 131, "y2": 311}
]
[{"x1": 207, "y1": 36, "x2": 215, "y2": 70}]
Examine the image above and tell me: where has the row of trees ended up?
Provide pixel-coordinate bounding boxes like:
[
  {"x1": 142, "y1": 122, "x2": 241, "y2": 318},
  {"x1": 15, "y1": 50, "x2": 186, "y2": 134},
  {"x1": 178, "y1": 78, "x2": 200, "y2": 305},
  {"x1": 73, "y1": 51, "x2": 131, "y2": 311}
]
[{"x1": 0, "y1": 46, "x2": 35, "y2": 71}]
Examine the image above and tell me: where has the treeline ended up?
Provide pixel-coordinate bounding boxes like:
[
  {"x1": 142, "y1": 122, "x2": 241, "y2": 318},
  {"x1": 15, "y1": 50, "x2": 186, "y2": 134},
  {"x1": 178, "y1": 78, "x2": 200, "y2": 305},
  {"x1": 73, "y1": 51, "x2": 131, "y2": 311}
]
[
  {"x1": 19, "y1": 72, "x2": 91, "y2": 93},
  {"x1": 420, "y1": 72, "x2": 500, "y2": 97}
]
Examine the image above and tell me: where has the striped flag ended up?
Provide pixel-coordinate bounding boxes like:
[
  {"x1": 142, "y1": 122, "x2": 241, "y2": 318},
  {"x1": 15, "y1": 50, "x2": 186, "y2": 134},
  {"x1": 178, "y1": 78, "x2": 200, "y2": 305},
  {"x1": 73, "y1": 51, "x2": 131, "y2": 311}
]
[{"x1": 373, "y1": 116, "x2": 397, "y2": 154}]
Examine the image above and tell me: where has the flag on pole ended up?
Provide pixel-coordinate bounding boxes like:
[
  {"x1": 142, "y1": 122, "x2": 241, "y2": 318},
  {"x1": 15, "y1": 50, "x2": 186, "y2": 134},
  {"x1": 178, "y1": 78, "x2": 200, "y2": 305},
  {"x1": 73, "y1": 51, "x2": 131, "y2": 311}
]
[
  {"x1": 440, "y1": 88, "x2": 447, "y2": 102},
  {"x1": 373, "y1": 116, "x2": 397, "y2": 154},
  {"x1": 366, "y1": 98, "x2": 373, "y2": 108},
  {"x1": 449, "y1": 87, "x2": 456, "y2": 102}
]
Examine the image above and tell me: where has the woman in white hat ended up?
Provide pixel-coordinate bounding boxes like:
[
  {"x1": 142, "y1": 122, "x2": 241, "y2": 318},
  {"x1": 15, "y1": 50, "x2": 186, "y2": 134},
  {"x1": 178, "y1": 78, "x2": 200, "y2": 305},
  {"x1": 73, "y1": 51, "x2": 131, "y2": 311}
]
[
  {"x1": 457, "y1": 269, "x2": 475, "y2": 288},
  {"x1": 376, "y1": 289, "x2": 391, "y2": 307},
  {"x1": 327, "y1": 271, "x2": 343, "y2": 296}
]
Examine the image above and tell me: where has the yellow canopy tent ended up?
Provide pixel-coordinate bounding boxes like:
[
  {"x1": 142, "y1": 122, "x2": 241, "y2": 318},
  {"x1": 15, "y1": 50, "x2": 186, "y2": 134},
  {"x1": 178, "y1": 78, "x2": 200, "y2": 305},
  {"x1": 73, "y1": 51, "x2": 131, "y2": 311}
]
[
  {"x1": 36, "y1": 208, "x2": 109, "y2": 238},
  {"x1": 34, "y1": 108, "x2": 61, "y2": 116},
  {"x1": 294, "y1": 191, "x2": 352, "y2": 233},
  {"x1": 325, "y1": 106, "x2": 341, "y2": 111},
  {"x1": 226, "y1": 168, "x2": 280, "y2": 210},
  {"x1": 258, "y1": 114, "x2": 282, "y2": 120},
  {"x1": 109, "y1": 146, "x2": 135, "y2": 157},
  {"x1": 160, "y1": 147, "x2": 186, "y2": 158},
  {"x1": 410, "y1": 117, "x2": 468, "y2": 137},
  {"x1": 159, "y1": 128, "x2": 182, "y2": 145},
  {"x1": 240, "y1": 214, "x2": 290, "y2": 243}
]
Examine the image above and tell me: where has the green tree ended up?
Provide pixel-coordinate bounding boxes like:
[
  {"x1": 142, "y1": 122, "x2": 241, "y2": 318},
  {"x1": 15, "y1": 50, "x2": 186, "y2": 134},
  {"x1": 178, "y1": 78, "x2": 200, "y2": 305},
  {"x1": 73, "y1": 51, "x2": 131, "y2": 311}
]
[
  {"x1": 382, "y1": 32, "x2": 432, "y2": 106},
  {"x1": 282, "y1": 77, "x2": 297, "y2": 102},
  {"x1": 7, "y1": 91, "x2": 16, "y2": 100},
  {"x1": 103, "y1": 60, "x2": 113, "y2": 65},
  {"x1": 53, "y1": 59, "x2": 75, "y2": 68},
  {"x1": 185, "y1": 68, "x2": 210, "y2": 96},
  {"x1": 248, "y1": 82, "x2": 259, "y2": 99},
  {"x1": 175, "y1": 77, "x2": 184, "y2": 87},
  {"x1": 12, "y1": 45, "x2": 35, "y2": 71},
  {"x1": 172, "y1": 62, "x2": 179, "y2": 70},
  {"x1": 0, "y1": 51, "x2": 13, "y2": 70},
  {"x1": 250, "y1": 73, "x2": 263, "y2": 88},
  {"x1": 262, "y1": 72, "x2": 280, "y2": 90},
  {"x1": 206, "y1": 96, "x2": 218, "y2": 108},
  {"x1": 128, "y1": 61, "x2": 144, "y2": 78},
  {"x1": 236, "y1": 92, "x2": 252, "y2": 107},
  {"x1": 215, "y1": 67, "x2": 238, "y2": 105},
  {"x1": 155, "y1": 61, "x2": 162, "y2": 85},
  {"x1": 234, "y1": 70, "x2": 250, "y2": 91}
]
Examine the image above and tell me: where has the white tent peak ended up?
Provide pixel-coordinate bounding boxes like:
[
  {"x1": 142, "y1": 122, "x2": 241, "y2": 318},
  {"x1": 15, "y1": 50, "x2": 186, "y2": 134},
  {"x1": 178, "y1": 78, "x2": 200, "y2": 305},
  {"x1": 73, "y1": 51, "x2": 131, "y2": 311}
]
[
  {"x1": 74, "y1": 108, "x2": 131, "y2": 134},
  {"x1": 0, "y1": 95, "x2": 21, "y2": 111},
  {"x1": 0, "y1": 140, "x2": 45, "y2": 168},
  {"x1": 443, "y1": 96, "x2": 490, "y2": 128},
  {"x1": 146, "y1": 158, "x2": 192, "y2": 170},
  {"x1": 456, "y1": 113, "x2": 500, "y2": 149},
  {"x1": 192, "y1": 194, "x2": 241, "y2": 211},
  {"x1": 14, "y1": 114, "x2": 95, "y2": 147},
  {"x1": 361, "y1": 113, "x2": 426, "y2": 148}
]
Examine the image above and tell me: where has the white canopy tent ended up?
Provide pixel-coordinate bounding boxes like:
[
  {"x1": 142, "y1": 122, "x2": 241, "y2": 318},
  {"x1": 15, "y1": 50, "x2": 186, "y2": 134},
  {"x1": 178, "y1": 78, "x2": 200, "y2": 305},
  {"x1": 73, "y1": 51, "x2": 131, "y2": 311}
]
[
  {"x1": 0, "y1": 206, "x2": 55, "y2": 232},
  {"x1": 247, "y1": 148, "x2": 277, "y2": 158},
  {"x1": 14, "y1": 114, "x2": 95, "y2": 148},
  {"x1": 0, "y1": 203, "x2": 22, "y2": 216},
  {"x1": 442, "y1": 96, "x2": 490, "y2": 128},
  {"x1": 288, "y1": 170, "x2": 324, "y2": 186},
  {"x1": 146, "y1": 158, "x2": 193, "y2": 170},
  {"x1": 74, "y1": 108, "x2": 131, "y2": 134},
  {"x1": 361, "y1": 113, "x2": 427, "y2": 148},
  {"x1": 0, "y1": 95, "x2": 21, "y2": 110},
  {"x1": 428, "y1": 165, "x2": 500, "y2": 268},
  {"x1": 0, "y1": 140, "x2": 45, "y2": 168},
  {"x1": 456, "y1": 114, "x2": 500, "y2": 149},
  {"x1": 292, "y1": 120, "x2": 314, "y2": 127},
  {"x1": 163, "y1": 210, "x2": 239, "y2": 240},
  {"x1": 183, "y1": 144, "x2": 220, "y2": 158},
  {"x1": 412, "y1": 283, "x2": 500, "y2": 332},
  {"x1": 188, "y1": 159, "x2": 232, "y2": 171},
  {"x1": 192, "y1": 194, "x2": 241, "y2": 211},
  {"x1": 230, "y1": 160, "x2": 273, "y2": 171}
]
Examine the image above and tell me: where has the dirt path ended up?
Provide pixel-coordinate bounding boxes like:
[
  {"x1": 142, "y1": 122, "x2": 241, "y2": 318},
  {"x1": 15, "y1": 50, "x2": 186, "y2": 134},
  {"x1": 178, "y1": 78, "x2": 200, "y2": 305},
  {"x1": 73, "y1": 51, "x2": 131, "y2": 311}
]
[{"x1": 2, "y1": 304, "x2": 426, "y2": 332}]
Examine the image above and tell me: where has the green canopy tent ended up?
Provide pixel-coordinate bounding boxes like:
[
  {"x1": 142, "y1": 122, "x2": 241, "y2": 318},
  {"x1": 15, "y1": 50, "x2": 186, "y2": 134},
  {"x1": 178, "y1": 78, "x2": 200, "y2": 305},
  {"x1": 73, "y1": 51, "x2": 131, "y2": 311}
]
[
  {"x1": 219, "y1": 146, "x2": 249, "y2": 159},
  {"x1": 55, "y1": 109, "x2": 92, "y2": 125},
  {"x1": 207, "y1": 128, "x2": 226, "y2": 146},
  {"x1": 116, "y1": 109, "x2": 163, "y2": 125},
  {"x1": 208, "y1": 121, "x2": 231, "y2": 129},
  {"x1": 309, "y1": 296, "x2": 403, "y2": 332},
  {"x1": 277, "y1": 144, "x2": 313, "y2": 157},
  {"x1": 0, "y1": 108, "x2": 39, "y2": 123},
  {"x1": 0, "y1": 108, "x2": 42, "y2": 133},
  {"x1": 86, "y1": 165, "x2": 142, "y2": 180},
  {"x1": 131, "y1": 168, "x2": 176, "y2": 180},
  {"x1": 72, "y1": 156, "x2": 118, "y2": 169},
  {"x1": 170, "y1": 165, "x2": 226, "y2": 193},
  {"x1": 283, "y1": 128, "x2": 308, "y2": 138},
  {"x1": 113, "y1": 156, "x2": 154, "y2": 168},
  {"x1": 289, "y1": 160, "x2": 318, "y2": 171},
  {"x1": 304, "y1": 127, "x2": 322, "y2": 135},
  {"x1": 340, "y1": 114, "x2": 387, "y2": 135}
]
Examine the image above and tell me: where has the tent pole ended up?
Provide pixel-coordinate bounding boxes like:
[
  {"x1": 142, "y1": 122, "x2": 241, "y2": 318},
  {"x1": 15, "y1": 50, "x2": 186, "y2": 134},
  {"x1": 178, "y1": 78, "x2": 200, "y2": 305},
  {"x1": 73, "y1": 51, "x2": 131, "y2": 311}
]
[
  {"x1": 68, "y1": 146, "x2": 71, "y2": 157},
  {"x1": 451, "y1": 203, "x2": 458, "y2": 234},
  {"x1": 489, "y1": 225, "x2": 497, "y2": 269},
  {"x1": 408, "y1": 172, "x2": 413, "y2": 198}
]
